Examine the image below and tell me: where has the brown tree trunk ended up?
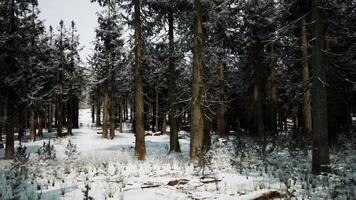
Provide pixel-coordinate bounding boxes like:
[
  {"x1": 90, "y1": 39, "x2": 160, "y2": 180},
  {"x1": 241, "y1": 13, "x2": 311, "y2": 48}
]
[
  {"x1": 134, "y1": 0, "x2": 146, "y2": 160},
  {"x1": 103, "y1": 90, "x2": 109, "y2": 138},
  {"x1": 161, "y1": 111, "x2": 167, "y2": 135},
  {"x1": 110, "y1": 95, "x2": 116, "y2": 139},
  {"x1": 311, "y1": 0, "x2": 330, "y2": 174},
  {"x1": 67, "y1": 98, "x2": 73, "y2": 136},
  {"x1": 267, "y1": 43, "x2": 277, "y2": 133},
  {"x1": 155, "y1": 88, "x2": 159, "y2": 133},
  {"x1": 301, "y1": 17, "x2": 312, "y2": 134},
  {"x1": 217, "y1": 61, "x2": 227, "y2": 138},
  {"x1": 119, "y1": 99, "x2": 123, "y2": 132},
  {"x1": 190, "y1": 0, "x2": 205, "y2": 160},
  {"x1": 168, "y1": 9, "x2": 180, "y2": 152},
  {"x1": 48, "y1": 104, "x2": 53, "y2": 132},
  {"x1": 30, "y1": 110, "x2": 36, "y2": 142},
  {"x1": 325, "y1": 31, "x2": 336, "y2": 143},
  {"x1": 92, "y1": 104, "x2": 95, "y2": 124},
  {"x1": 96, "y1": 96, "x2": 101, "y2": 127},
  {"x1": 38, "y1": 111, "x2": 44, "y2": 137},
  {"x1": 0, "y1": 106, "x2": 4, "y2": 149},
  {"x1": 5, "y1": 98, "x2": 15, "y2": 159},
  {"x1": 72, "y1": 97, "x2": 79, "y2": 129}
]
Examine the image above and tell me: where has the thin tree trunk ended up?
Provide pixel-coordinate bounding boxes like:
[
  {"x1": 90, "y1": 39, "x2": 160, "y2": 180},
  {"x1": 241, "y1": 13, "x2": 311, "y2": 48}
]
[
  {"x1": 119, "y1": 99, "x2": 123, "y2": 132},
  {"x1": 301, "y1": 17, "x2": 312, "y2": 134},
  {"x1": 96, "y1": 96, "x2": 101, "y2": 127},
  {"x1": 57, "y1": 22, "x2": 64, "y2": 138},
  {"x1": 92, "y1": 104, "x2": 95, "y2": 124},
  {"x1": 134, "y1": 0, "x2": 146, "y2": 160},
  {"x1": 110, "y1": 95, "x2": 116, "y2": 139},
  {"x1": 217, "y1": 61, "x2": 227, "y2": 138},
  {"x1": 72, "y1": 97, "x2": 79, "y2": 129},
  {"x1": 155, "y1": 88, "x2": 159, "y2": 133},
  {"x1": 67, "y1": 98, "x2": 73, "y2": 136},
  {"x1": 311, "y1": 0, "x2": 330, "y2": 174},
  {"x1": 0, "y1": 105, "x2": 3, "y2": 149},
  {"x1": 5, "y1": 98, "x2": 15, "y2": 160},
  {"x1": 190, "y1": 0, "x2": 205, "y2": 160},
  {"x1": 103, "y1": 90, "x2": 109, "y2": 138},
  {"x1": 30, "y1": 110, "x2": 36, "y2": 142},
  {"x1": 38, "y1": 111, "x2": 44, "y2": 137}
]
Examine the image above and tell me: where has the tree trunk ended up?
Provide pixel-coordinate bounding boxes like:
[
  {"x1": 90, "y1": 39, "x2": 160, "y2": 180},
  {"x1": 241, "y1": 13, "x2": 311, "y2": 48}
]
[
  {"x1": 190, "y1": 0, "x2": 205, "y2": 160},
  {"x1": 301, "y1": 17, "x2": 312, "y2": 134},
  {"x1": 17, "y1": 108, "x2": 26, "y2": 141},
  {"x1": 38, "y1": 111, "x2": 44, "y2": 137},
  {"x1": 325, "y1": 31, "x2": 336, "y2": 143},
  {"x1": 96, "y1": 96, "x2": 101, "y2": 127},
  {"x1": 110, "y1": 95, "x2": 116, "y2": 139},
  {"x1": 124, "y1": 99, "x2": 128, "y2": 121},
  {"x1": 92, "y1": 104, "x2": 95, "y2": 124},
  {"x1": 168, "y1": 9, "x2": 180, "y2": 152},
  {"x1": 267, "y1": 43, "x2": 277, "y2": 134},
  {"x1": 134, "y1": 0, "x2": 146, "y2": 160},
  {"x1": 67, "y1": 98, "x2": 73, "y2": 136},
  {"x1": 72, "y1": 97, "x2": 79, "y2": 129},
  {"x1": 155, "y1": 88, "x2": 159, "y2": 133},
  {"x1": 311, "y1": 0, "x2": 330, "y2": 174},
  {"x1": 217, "y1": 61, "x2": 227, "y2": 138},
  {"x1": 0, "y1": 105, "x2": 3, "y2": 149},
  {"x1": 161, "y1": 111, "x2": 167, "y2": 135},
  {"x1": 5, "y1": 98, "x2": 15, "y2": 160},
  {"x1": 48, "y1": 103, "x2": 53, "y2": 132},
  {"x1": 30, "y1": 110, "x2": 36, "y2": 142},
  {"x1": 103, "y1": 90, "x2": 109, "y2": 138},
  {"x1": 119, "y1": 99, "x2": 123, "y2": 132}
]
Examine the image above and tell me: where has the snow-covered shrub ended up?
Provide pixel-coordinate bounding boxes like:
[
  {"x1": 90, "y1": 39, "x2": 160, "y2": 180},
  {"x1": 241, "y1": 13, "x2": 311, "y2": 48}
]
[
  {"x1": 37, "y1": 140, "x2": 56, "y2": 161},
  {"x1": 194, "y1": 149, "x2": 214, "y2": 176},
  {"x1": 6, "y1": 143, "x2": 39, "y2": 200},
  {"x1": 82, "y1": 177, "x2": 93, "y2": 200},
  {"x1": 65, "y1": 140, "x2": 78, "y2": 161},
  {"x1": 11, "y1": 143, "x2": 30, "y2": 178}
]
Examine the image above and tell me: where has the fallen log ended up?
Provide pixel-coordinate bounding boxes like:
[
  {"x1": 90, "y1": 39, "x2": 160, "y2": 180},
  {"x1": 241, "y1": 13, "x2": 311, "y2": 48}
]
[
  {"x1": 167, "y1": 179, "x2": 189, "y2": 186},
  {"x1": 251, "y1": 190, "x2": 284, "y2": 200}
]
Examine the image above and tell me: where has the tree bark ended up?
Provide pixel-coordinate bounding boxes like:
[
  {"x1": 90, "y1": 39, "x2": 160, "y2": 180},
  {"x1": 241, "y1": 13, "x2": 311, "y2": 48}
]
[
  {"x1": 168, "y1": 9, "x2": 180, "y2": 152},
  {"x1": 38, "y1": 111, "x2": 44, "y2": 137},
  {"x1": 96, "y1": 96, "x2": 101, "y2": 127},
  {"x1": 190, "y1": 0, "x2": 205, "y2": 160},
  {"x1": 92, "y1": 104, "x2": 95, "y2": 124},
  {"x1": 30, "y1": 110, "x2": 36, "y2": 142},
  {"x1": 0, "y1": 105, "x2": 3, "y2": 149},
  {"x1": 267, "y1": 43, "x2": 277, "y2": 133},
  {"x1": 301, "y1": 17, "x2": 312, "y2": 134},
  {"x1": 161, "y1": 111, "x2": 167, "y2": 135},
  {"x1": 72, "y1": 97, "x2": 79, "y2": 129},
  {"x1": 103, "y1": 90, "x2": 109, "y2": 138},
  {"x1": 217, "y1": 61, "x2": 227, "y2": 138},
  {"x1": 109, "y1": 95, "x2": 116, "y2": 139},
  {"x1": 119, "y1": 99, "x2": 123, "y2": 132},
  {"x1": 67, "y1": 98, "x2": 73, "y2": 136},
  {"x1": 4, "y1": 98, "x2": 15, "y2": 160},
  {"x1": 134, "y1": 0, "x2": 146, "y2": 160},
  {"x1": 155, "y1": 88, "x2": 159, "y2": 133},
  {"x1": 48, "y1": 103, "x2": 53, "y2": 132},
  {"x1": 57, "y1": 22, "x2": 64, "y2": 138},
  {"x1": 311, "y1": 0, "x2": 330, "y2": 174}
]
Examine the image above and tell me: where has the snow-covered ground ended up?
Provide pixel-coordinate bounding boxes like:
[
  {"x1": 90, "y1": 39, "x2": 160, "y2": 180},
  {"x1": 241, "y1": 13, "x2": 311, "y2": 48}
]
[{"x1": 0, "y1": 109, "x2": 355, "y2": 199}]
